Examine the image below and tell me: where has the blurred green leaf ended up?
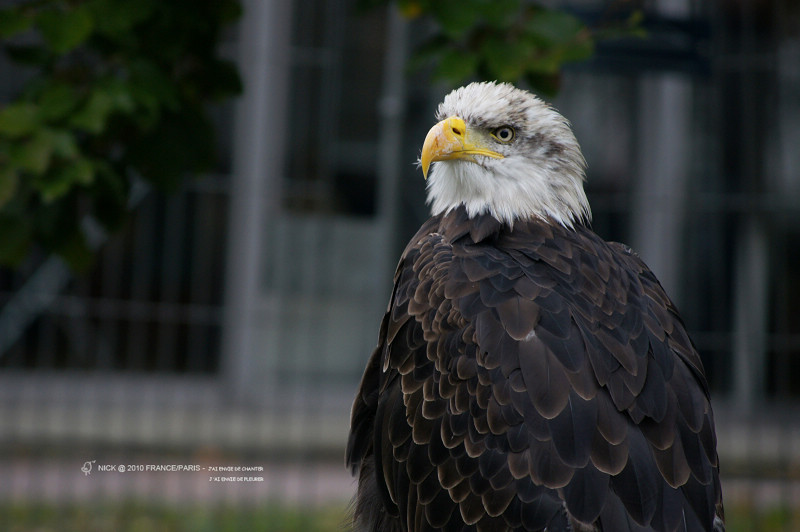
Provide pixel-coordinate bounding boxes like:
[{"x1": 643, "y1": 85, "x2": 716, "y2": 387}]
[
  {"x1": 0, "y1": 166, "x2": 19, "y2": 208},
  {"x1": 48, "y1": 129, "x2": 79, "y2": 159},
  {"x1": 406, "y1": 34, "x2": 449, "y2": 72},
  {"x1": 36, "y1": 5, "x2": 94, "y2": 54},
  {"x1": 595, "y1": 9, "x2": 647, "y2": 40},
  {"x1": 37, "y1": 82, "x2": 80, "y2": 121},
  {"x1": 0, "y1": 103, "x2": 40, "y2": 138},
  {"x1": 435, "y1": 48, "x2": 477, "y2": 83},
  {"x1": 481, "y1": 36, "x2": 533, "y2": 81},
  {"x1": 37, "y1": 158, "x2": 95, "y2": 203},
  {"x1": 389, "y1": 0, "x2": 627, "y2": 96},
  {"x1": 429, "y1": 0, "x2": 480, "y2": 39},
  {"x1": 66, "y1": 158, "x2": 95, "y2": 185},
  {"x1": 628, "y1": 11, "x2": 647, "y2": 38},
  {"x1": 526, "y1": 52, "x2": 561, "y2": 75},
  {"x1": 0, "y1": 0, "x2": 241, "y2": 268},
  {"x1": 526, "y1": 8, "x2": 585, "y2": 46},
  {"x1": 561, "y1": 36, "x2": 594, "y2": 63},
  {"x1": 477, "y1": 0, "x2": 520, "y2": 28},
  {"x1": 0, "y1": 501, "x2": 352, "y2": 532},
  {"x1": 0, "y1": 7, "x2": 33, "y2": 38},
  {"x1": 87, "y1": 0, "x2": 155, "y2": 36},
  {"x1": 69, "y1": 84, "x2": 134, "y2": 134},
  {"x1": 69, "y1": 94, "x2": 111, "y2": 134},
  {"x1": 8, "y1": 129, "x2": 54, "y2": 174},
  {"x1": 128, "y1": 59, "x2": 180, "y2": 117}
]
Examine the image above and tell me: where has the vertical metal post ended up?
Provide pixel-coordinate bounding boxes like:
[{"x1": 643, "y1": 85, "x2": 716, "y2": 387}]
[
  {"x1": 375, "y1": 6, "x2": 409, "y2": 278},
  {"x1": 630, "y1": 74, "x2": 692, "y2": 300},
  {"x1": 221, "y1": 0, "x2": 294, "y2": 402},
  {"x1": 629, "y1": 0, "x2": 696, "y2": 302},
  {"x1": 732, "y1": 219, "x2": 769, "y2": 411},
  {"x1": 729, "y1": 0, "x2": 771, "y2": 411}
]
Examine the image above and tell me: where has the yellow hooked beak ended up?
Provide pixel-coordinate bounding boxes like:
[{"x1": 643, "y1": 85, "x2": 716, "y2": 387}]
[{"x1": 420, "y1": 116, "x2": 504, "y2": 179}]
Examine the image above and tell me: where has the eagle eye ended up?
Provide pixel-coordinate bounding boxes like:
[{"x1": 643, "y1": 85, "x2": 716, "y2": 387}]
[{"x1": 491, "y1": 126, "x2": 515, "y2": 143}]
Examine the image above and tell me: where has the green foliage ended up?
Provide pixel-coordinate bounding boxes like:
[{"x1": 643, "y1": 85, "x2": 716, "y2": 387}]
[
  {"x1": 1, "y1": 499, "x2": 798, "y2": 531},
  {"x1": 367, "y1": 0, "x2": 642, "y2": 96},
  {"x1": 0, "y1": 0, "x2": 242, "y2": 269},
  {"x1": 0, "y1": 501, "x2": 348, "y2": 532}
]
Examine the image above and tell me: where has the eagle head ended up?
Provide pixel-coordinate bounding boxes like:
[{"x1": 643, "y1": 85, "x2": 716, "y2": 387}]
[{"x1": 421, "y1": 81, "x2": 591, "y2": 228}]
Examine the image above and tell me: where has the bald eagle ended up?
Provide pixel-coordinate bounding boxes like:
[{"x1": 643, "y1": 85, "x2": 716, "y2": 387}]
[{"x1": 346, "y1": 82, "x2": 724, "y2": 531}]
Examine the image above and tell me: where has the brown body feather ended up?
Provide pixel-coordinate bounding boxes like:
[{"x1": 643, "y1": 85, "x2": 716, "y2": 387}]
[{"x1": 347, "y1": 206, "x2": 723, "y2": 531}]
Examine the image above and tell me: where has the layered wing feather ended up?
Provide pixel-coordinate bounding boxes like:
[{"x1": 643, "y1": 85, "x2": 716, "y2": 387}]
[{"x1": 346, "y1": 207, "x2": 723, "y2": 531}]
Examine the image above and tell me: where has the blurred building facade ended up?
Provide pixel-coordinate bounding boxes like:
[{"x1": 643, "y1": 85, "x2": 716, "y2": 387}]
[{"x1": 1, "y1": 0, "x2": 799, "y2": 522}]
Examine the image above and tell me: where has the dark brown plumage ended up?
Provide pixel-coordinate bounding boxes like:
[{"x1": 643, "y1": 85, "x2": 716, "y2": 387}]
[{"x1": 346, "y1": 82, "x2": 723, "y2": 531}]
